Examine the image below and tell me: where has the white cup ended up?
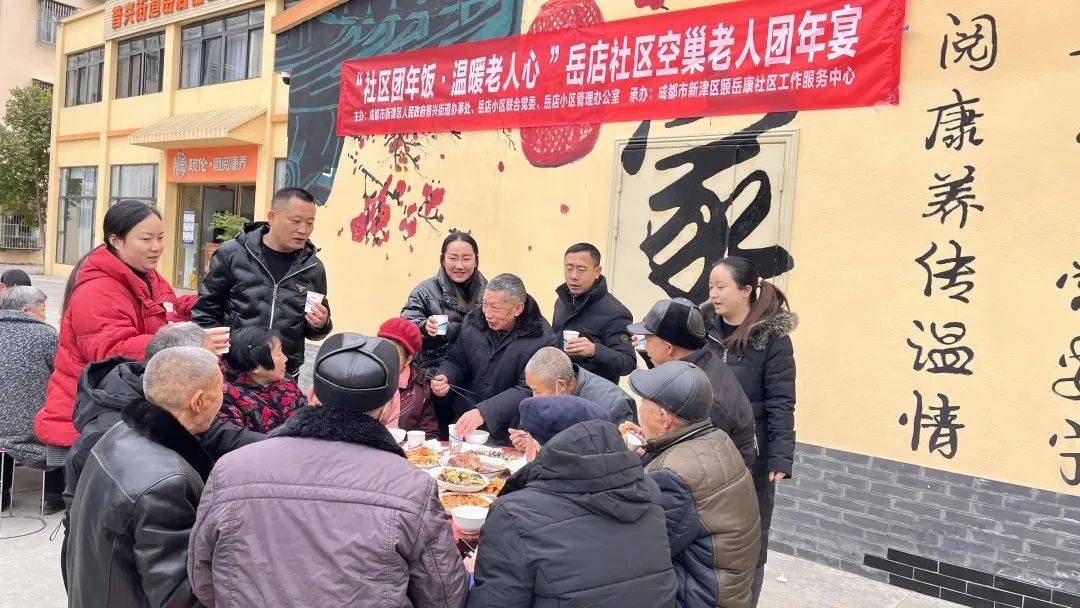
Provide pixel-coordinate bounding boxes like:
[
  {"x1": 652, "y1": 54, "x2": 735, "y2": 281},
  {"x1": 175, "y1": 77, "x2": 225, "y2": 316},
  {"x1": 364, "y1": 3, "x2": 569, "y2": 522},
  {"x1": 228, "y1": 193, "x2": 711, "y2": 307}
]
[
  {"x1": 434, "y1": 314, "x2": 449, "y2": 336},
  {"x1": 305, "y1": 291, "x2": 325, "y2": 313},
  {"x1": 448, "y1": 424, "x2": 462, "y2": 445},
  {"x1": 633, "y1": 335, "x2": 647, "y2": 351},
  {"x1": 562, "y1": 330, "x2": 580, "y2": 350},
  {"x1": 206, "y1": 327, "x2": 231, "y2": 355},
  {"x1": 406, "y1": 430, "x2": 425, "y2": 449}
]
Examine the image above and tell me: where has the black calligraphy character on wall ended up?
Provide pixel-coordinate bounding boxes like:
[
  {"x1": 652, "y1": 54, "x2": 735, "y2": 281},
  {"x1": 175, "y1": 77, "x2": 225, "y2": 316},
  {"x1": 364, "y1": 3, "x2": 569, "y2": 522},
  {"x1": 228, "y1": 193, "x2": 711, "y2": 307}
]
[
  {"x1": 899, "y1": 390, "x2": 965, "y2": 459},
  {"x1": 1049, "y1": 419, "x2": 1080, "y2": 486},
  {"x1": 925, "y1": 166, "x2": 983, "y2": 229},
  {"x1": 926, "y1": 89, "x2": 984, "y2": 151},
  {"x1": 940, "y1": 13, "x2": 998, "y2": 71},
  {"x1": 916, "y1": 240, "x2": 976, "y2": 303},
  {"x1": 621, "y1": 112, "x2": 797, "y2": 303},
  {"x1": 1056, "y1": 261, "x2": 1080, "y2": 312},
  {"x1": 1052, "y1": 336, "x2": 1080, "y2": 401},
  {"x1": 907, "y1": 320, "x2": 974, "y2": 375}
]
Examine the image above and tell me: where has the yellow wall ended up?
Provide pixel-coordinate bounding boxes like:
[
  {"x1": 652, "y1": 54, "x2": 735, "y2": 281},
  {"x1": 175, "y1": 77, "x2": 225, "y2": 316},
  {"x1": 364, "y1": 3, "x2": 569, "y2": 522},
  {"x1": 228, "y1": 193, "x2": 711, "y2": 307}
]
[{"x1": 306, "y1": 0, "x2": 1079, "y2": 494}]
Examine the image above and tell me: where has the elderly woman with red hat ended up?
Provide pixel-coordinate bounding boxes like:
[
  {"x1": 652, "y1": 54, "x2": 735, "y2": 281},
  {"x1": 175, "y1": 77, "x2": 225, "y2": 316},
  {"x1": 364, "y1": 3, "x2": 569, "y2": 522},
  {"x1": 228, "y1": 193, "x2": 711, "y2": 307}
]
[{"x1": 376, "y1": 317, "x2": 439, "y2": 439}]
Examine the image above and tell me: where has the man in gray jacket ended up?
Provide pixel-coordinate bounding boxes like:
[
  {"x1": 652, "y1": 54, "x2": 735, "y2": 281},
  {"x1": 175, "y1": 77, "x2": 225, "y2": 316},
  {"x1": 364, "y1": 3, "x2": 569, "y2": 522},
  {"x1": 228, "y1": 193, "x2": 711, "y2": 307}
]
[
  {"x1": 524, "y1": 347, "x2": 637, "y2": 422},
  {"x1": 189, "y1": 333, "x2": 467, "y2": 607}
]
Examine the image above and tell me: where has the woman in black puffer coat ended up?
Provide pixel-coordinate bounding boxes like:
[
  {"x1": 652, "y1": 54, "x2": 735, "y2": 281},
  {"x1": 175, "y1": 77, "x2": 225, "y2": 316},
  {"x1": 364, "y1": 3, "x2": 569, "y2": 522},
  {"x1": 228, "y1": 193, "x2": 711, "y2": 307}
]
[{"x1": 702, "y1": 256, "x2": 797, "y2": 608}]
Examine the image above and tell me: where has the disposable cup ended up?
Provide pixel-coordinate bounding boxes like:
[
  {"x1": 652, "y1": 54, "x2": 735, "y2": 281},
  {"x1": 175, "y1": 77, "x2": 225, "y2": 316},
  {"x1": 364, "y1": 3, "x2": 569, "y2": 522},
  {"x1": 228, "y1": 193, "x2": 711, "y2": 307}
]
[
  {"x1": 305, "y1": 291, "x2": 325, "y2": 313},
  {"x1": 434, "y1": 314, "x2": 449, "y2": 336}
]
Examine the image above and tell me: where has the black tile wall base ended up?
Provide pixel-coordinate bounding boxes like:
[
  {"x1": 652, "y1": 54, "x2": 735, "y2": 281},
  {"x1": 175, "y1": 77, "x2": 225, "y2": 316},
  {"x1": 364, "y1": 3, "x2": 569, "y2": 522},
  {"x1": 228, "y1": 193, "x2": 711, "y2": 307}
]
[{"x1": 771, "y1": 442, "x2": 1080, "y2": 608}]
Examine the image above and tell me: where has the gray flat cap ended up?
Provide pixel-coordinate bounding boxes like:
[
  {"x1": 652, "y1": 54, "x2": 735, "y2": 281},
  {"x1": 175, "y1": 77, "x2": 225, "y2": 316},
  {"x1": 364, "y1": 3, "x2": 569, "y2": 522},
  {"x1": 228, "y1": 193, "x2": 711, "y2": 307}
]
[{"x1": 628, "y1": 361, "x2": 713, "y2": 422}]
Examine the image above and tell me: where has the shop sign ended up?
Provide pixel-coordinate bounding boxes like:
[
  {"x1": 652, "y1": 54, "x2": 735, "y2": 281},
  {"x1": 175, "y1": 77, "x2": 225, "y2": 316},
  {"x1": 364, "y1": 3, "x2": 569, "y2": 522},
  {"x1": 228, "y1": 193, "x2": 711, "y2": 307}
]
[
  {"x1": 338, "y1": 0, "x2": 906, "y2": 136},
  {"x1": 103, "y1": 0, "x2": 253, "y2": 40},
  {"x1": 166, "y1": 145, "x2": 259, "y2": 183}
]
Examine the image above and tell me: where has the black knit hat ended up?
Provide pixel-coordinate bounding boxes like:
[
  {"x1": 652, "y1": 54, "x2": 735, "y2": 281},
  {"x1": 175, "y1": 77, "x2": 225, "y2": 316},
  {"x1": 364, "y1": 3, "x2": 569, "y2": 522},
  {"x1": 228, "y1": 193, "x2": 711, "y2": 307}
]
[
  {"x1": 312, "y1": 333, "x2": 400, "y2": 412},
  {"x1": 627, "y1": 298, "x2": 707, "y2": 351}
]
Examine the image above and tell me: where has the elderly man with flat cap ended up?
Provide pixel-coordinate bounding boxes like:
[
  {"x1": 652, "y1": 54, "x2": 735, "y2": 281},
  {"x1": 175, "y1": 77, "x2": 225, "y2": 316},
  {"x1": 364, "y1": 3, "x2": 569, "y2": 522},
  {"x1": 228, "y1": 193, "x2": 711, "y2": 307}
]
[
  {"x1": 189, "y1": 333, "x2": 467, "y2": 608},
  {"x1": 627, "y1": 361, "x2": 760, "y2": 608}
]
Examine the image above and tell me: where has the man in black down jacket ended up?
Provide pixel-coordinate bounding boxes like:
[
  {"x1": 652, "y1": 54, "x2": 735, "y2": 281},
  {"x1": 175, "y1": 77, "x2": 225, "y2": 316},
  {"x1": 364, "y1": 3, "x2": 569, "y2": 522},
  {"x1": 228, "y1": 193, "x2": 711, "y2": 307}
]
[
  {"x1": 67, "y1": 346, "x2": 224, "y2": 608},
  {"x1": 61, "y1": 323, "x2": 263, "y2": 588},
  {"x1": 432, "y1": 273, "x2": 556, "y2": 444},
  {"x1": 467, "y1": 419, "x2": 677, "y2": 607},
  {"x1": 192, "y1": 188, "x2": 331, "y2": 377},
  {"x1": 553, "y1": 243, "x2": 636, "y2": 383},
  {"x1": 631, "y1": 299, "x2": 756, "y2": 467}
]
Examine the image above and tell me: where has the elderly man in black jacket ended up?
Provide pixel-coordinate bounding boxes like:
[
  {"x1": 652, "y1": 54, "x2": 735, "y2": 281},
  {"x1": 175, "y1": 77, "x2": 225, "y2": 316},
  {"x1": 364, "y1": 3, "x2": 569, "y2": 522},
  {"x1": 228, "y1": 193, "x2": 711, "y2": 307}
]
[
  {"x1": 67, "y1": 346, "x2": 224, "y2": 608},
  {"x1": 553, "y1": 243, "x2": 636, "y2": 383},
  {"x1": 468, "y1": 419, "x2": 677, "y2": 607},
  {"x1": 631, "y1": 298, "x2": 757, "y2": 468},
  {"x1": 432, "y1": 273, "x2": 556, "y2": 444},
  {"x1": 192, "y1": 187, "x2": 331, "y2": 378}
]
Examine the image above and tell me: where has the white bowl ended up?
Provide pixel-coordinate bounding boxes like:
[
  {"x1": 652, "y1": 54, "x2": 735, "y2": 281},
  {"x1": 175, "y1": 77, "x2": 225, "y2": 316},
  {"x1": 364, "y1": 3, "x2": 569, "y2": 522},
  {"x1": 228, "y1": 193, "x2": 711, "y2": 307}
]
[
  {"x1": 465, "y1": 430, "x2": 490, "y2": 445},
  {"x1": 451, "y1": 505, "x2": 488, "y2": 533},
  {"x1": 389, "y1": 428, "x2": 407, "y2": 444}
]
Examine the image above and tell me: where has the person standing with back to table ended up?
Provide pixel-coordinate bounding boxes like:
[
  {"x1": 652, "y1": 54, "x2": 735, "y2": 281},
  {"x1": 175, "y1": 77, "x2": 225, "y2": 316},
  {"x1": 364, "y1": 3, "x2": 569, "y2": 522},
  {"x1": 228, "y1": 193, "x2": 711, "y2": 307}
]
[{"x1": 192, "y1": 187, "x2": 331, "y2": 379}]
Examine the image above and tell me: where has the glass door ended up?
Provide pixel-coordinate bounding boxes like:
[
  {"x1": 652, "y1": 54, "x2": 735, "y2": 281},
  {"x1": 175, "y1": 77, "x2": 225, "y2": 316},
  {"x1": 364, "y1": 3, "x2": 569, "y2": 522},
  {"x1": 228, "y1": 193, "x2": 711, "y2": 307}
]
[{"x1": 174, "y1": 183, "x2": 258, "y2": 289}]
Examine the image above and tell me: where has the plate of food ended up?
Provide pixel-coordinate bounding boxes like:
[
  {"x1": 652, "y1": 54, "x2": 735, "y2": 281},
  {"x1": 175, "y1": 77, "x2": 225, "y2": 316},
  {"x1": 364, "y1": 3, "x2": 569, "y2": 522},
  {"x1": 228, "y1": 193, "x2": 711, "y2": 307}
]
[
  {"x1": 440, "y1": 493, "x2": 494, "y2": 511},
  {"x1": 406, "y1": 446, "x2": 440, "y2": 469},
  {"x1": 431, "y1": 467, "x2": 489, "y2": 493},
  {"x1": 479, "y1": 477, "x2": 506, "y2": 496},
  {"x1": 443, "y1": 451, "x2": 508, "y2": 476}
]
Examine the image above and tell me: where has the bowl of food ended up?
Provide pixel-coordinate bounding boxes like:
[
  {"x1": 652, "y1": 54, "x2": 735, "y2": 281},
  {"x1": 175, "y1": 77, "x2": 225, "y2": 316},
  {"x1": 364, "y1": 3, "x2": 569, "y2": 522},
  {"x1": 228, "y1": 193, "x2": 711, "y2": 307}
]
[
  {"x1": 389, "y1": 428, "x2": 407, "y2": 444},
  {"x1": 440, "y1": 493, "x2": 493, "y2": 512},
  {"x1": 464, "y1": 430, "x2": 489, "y2": 445},
  {"x1": 445, "y1": 451, "x2": 508, "y2": 476},
  {"x1": 451, "y1": 505, "x2": 488, "y2": 534},
  {"x1": 433, "y1": 467, "x2": 489, "y2": 493},
  {"x1": 406, "y1": 446, "x2": 440, "y2": 469}
]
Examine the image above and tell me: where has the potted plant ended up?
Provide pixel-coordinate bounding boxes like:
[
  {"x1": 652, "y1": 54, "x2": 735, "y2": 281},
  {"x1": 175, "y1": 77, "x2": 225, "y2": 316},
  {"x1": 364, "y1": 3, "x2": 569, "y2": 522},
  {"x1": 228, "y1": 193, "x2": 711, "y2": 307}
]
[{"x1": 204, "y1": 211, "x2": 248, "y2": 271}]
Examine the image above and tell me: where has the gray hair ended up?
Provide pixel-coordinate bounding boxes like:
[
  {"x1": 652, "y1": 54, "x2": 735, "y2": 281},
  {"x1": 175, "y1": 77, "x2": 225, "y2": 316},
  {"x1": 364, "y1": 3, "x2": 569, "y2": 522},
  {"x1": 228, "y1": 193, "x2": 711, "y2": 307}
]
[
  {"x1": 145, "y1": 322, "x2": 210, "y2": 361},
  {"x1": 144, "y1": 346, "x2": 221, "y2": 410},
  {"x1": 1, "y1": 286, "x2": 46, "y2": 311},
  {"x1": 525, "y1": 347, "x2": 576, "y2": 387},
  {"x1": 486, "y1": 273, "x2": 527, "y2": 304}
]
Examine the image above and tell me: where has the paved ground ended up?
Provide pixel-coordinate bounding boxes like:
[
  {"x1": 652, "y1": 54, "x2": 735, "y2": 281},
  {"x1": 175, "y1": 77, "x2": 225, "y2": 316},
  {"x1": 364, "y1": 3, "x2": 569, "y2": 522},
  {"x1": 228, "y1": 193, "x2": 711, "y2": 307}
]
[{"x1": 0, "y1": 264, "x2": 958, "y2": 607}]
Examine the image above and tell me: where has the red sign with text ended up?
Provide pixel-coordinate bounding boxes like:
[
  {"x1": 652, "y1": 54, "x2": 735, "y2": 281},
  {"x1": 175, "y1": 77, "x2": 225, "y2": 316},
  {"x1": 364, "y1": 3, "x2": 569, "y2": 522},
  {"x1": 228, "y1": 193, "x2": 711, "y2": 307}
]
[{"x1": 337, "y1": 0, "x2": 906, "y2": 136}]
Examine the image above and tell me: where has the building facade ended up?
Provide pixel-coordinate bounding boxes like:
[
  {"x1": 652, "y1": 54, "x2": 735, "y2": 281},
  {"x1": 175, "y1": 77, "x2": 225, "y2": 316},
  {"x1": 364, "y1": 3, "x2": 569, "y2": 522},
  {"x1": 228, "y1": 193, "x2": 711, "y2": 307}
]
[
  {"x1": 47, "y1": 0, "x2": 1080, "y2": 604},
  {"x1": 45, "y1": 0, "x2": 287, "y2": 289}
]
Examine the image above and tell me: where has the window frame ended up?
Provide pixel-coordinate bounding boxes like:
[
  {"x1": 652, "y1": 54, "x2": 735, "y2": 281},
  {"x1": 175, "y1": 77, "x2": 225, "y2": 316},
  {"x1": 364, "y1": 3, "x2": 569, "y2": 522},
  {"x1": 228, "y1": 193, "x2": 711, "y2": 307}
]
[
  {"x1": 116, "y1": 32, "x2": 164, "y2": 99},
  {"x1": 37, "y1": 0, "x2": 76, "y2": 45},
  {"x1": 64, "y1": 46, "x2": 104, "y2": 107},
  {"x1": 56, "y1": 166, "x2": 98, "y2": 266},
  {"x1": 109, "y1": 164, "x2": 158, "y2": 208},
  {"x1": 179, "y1": 7, "x2": 264, "y2": 90}
]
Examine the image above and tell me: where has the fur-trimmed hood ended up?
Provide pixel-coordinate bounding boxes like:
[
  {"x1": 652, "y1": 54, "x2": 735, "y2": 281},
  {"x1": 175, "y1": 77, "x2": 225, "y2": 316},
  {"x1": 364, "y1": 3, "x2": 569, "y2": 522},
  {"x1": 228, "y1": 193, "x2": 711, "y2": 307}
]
[
  {"x1": 700, "y1": 302, "x2": 798, "y2": 351},
  {"x1": 271, "y1": 404, "x2": 405, "y2": 458},
  {"x1": 120, "y1": 398, "x2": 214, "y2": 481},
  {"x1": 465, "y1": 293, "x2": 549, "y2": 339}
]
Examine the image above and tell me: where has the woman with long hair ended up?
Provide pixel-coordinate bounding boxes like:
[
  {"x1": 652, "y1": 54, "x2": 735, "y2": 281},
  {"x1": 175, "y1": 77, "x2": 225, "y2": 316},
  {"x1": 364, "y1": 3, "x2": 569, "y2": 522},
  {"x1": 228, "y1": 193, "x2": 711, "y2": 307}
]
[
  {"x1": 34, "y1": 201, "x2": 200, "y2": 447},
  {"x1": 704, "y1": 256, "x2": 797, "y2": 607},
  {"x1": 401, "y1": 230, "x2": 486, "y2": 436}
]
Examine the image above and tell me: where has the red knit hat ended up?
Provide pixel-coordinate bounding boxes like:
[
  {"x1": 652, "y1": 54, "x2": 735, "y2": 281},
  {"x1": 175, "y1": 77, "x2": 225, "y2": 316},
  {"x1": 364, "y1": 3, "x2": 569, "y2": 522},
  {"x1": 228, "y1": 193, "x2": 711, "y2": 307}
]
[{"x1": 378, "y1": 317, "x2": 422, "y2": 356}]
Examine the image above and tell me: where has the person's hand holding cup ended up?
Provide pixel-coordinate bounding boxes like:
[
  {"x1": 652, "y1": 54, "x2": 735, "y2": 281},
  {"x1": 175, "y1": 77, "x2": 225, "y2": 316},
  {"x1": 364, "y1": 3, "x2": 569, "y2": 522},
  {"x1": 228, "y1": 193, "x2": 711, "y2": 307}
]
[
  {"x1": 431, "y1": 374, "x2": 450, "y2": 398},
  {"x1": 206, "y1": 327, "x2": 231, "y2": 355},
  {"x1": 305, "y1": 292, "x2": 328, "y2": 328}
]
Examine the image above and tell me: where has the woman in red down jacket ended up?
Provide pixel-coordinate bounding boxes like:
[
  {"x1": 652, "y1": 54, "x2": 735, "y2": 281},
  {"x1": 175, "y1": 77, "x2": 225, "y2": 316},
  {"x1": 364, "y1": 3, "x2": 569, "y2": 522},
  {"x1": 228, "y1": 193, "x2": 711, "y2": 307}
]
[{"x1": 35, "y1": 201, "x2": 205, "y2": 447}]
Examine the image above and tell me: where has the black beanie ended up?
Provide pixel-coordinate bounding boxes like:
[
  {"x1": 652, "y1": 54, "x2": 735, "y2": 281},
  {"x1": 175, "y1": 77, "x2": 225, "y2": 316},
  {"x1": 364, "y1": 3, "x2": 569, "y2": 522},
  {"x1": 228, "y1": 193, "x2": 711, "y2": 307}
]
[{"x1": 312, "y1": 333, "x2": 400, "y2": 412}]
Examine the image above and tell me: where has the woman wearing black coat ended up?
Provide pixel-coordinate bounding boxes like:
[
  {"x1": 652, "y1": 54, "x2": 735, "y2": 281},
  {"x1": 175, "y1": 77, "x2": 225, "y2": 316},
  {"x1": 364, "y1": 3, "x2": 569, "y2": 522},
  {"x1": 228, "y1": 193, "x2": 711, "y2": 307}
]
[{"x1": 703, "y1": 256, "x2": 797, "y2": 608}]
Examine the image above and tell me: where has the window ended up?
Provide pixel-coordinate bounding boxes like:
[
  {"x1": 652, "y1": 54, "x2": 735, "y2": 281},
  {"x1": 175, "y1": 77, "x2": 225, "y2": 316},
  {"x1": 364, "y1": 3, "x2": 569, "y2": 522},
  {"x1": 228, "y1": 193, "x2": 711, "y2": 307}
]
[
  {"x1": 32, "y1": 79, "x2": 53, "y2": 93},
  {"x1": 37, "y1": 0, "x2": 76, "y2": 45},
  {"x1": 283, "y1": 0, "x2": 302, "y2": 8},
  {"x1": 180, "y1": 7, "x2": 264, "y2": 89},
  {"x1": 273, "y1": 158, "x2": 288, "y2": 191},
  {"x1": 110, "y1": 164, "x2": 157, "y2": 207},
  {"x1": 56, "y1": 167, "x2": 97, "y2": 265},
  {"x1": 116, "y1": 32, "x2": 164, "y2": 99},
  {"x1": 65, "y1": 47, "x2": 103, "y2": 107}
]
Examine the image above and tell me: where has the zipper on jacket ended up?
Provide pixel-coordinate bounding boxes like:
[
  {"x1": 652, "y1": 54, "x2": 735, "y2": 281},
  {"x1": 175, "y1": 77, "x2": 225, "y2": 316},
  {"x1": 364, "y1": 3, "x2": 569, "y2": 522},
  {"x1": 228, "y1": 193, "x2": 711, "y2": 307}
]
[{"x1": 243, "y1": 242, "x2": 319, "y2": 330}]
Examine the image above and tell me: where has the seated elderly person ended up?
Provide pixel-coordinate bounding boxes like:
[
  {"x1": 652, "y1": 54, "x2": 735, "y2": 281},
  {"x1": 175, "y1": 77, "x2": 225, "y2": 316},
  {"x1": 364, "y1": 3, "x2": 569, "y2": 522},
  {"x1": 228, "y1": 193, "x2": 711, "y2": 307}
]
[
  {"x1": 506, "y1": 394, "x2": 611, "y2": 464},
  {"x1": 524, "y1": 346, "x2": 637, "y2": 424},
  {"x1": 189, "y1": 334, "x2": 467, "y2": 607},
  {"x1": 67, "y1": 346, "x2": 223, "y2": 608},
  {"x1": 468, "y1": 419, "x2": 677, "y2": 607},
  {"x1": 0, "y1": 286, "x2": 59, "y2": 512}
]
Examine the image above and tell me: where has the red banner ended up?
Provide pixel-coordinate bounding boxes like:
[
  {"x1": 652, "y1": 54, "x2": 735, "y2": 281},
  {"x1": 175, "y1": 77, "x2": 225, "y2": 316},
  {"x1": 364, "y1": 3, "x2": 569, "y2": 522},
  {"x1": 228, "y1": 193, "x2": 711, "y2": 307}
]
[{"x1": 337, "y1": 0, "x2": 906, "y2": 137}]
